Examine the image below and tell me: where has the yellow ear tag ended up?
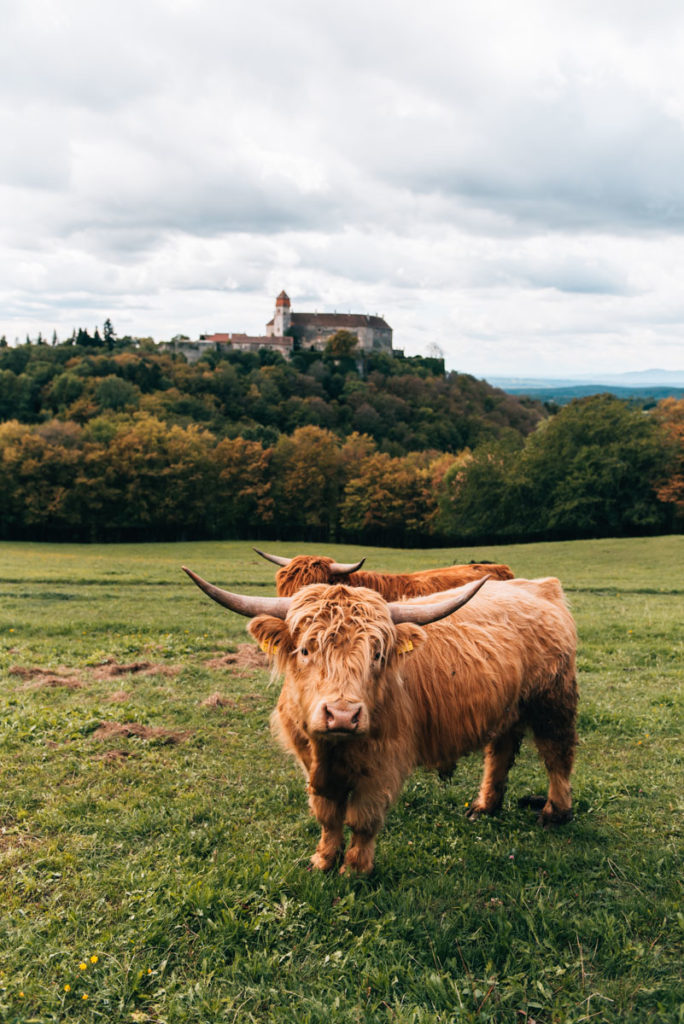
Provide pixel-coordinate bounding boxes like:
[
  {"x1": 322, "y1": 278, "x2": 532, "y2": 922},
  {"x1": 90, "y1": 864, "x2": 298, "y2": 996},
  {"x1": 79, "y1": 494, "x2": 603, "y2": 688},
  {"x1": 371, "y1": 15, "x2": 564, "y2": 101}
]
[
  {"x1": 397, "y1": 638, "x2": 414, "y2": 655},
  {"x1": 260, "y1": 639, "x2": 279, "y2": 655}
]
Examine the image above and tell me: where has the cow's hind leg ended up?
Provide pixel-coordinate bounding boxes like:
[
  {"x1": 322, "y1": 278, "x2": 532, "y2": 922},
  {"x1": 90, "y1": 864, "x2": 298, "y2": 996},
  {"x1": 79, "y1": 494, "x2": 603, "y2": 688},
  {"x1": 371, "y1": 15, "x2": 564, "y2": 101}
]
[
  {"x1": 527, "y1": 731, "x2": 575, "y2": 825},
  {"x1": 523, "y1": 689, "x2": 577, "y2": 826},
  {"x1": 308, "y1": 794, "x2": 345, "y2": 870},
  {"x1": 467, "y1": 724, "x2": 525, "y2": 821}
]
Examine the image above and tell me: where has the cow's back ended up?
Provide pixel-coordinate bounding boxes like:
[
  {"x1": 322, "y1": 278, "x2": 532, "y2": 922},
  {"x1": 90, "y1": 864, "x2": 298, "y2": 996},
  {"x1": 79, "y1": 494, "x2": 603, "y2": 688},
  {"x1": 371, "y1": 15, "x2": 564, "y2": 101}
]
[
  {"x1": 400, "y1": 578, "x2": 576, "y2": 765},
  {"x1": 348, "y1": 563, "x2": 513, "y2": 600}
]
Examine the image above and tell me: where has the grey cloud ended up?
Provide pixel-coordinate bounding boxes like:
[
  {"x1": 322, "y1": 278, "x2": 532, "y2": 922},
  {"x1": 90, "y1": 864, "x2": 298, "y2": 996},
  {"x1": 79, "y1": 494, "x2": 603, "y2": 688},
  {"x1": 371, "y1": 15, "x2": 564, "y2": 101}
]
[
  {"x1": 468, "y1": 254, "x2": 635, "y2": 296},
  {"x1": 365, "y1": 82, "x2": 684, "y2": 234}
]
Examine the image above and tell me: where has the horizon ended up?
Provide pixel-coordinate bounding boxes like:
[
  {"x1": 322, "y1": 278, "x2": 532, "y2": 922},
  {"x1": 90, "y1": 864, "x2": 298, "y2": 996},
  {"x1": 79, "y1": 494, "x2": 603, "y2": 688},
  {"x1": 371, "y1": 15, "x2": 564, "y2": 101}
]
[{"x1": 4, "y1": 328, "x2": 684, "y2": 388}]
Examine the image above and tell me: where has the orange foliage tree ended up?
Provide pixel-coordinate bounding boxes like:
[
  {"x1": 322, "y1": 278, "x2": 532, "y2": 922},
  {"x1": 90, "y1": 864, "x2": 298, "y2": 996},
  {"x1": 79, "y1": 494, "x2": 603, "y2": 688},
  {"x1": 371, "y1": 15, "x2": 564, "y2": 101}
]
[
  {"x1": 269, "y1": 426, "x2": 342, "y2": 540},
  {"x1": 652, "y1": 397, "x2": 684, "y2": 525}
]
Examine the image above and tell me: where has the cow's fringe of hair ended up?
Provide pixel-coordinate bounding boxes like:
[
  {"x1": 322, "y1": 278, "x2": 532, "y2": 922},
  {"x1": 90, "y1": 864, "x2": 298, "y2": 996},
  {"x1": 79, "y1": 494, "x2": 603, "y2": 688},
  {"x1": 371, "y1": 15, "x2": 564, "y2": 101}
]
[{"x1": 286, "y1": 584, "x2": 397, "y2": 690}]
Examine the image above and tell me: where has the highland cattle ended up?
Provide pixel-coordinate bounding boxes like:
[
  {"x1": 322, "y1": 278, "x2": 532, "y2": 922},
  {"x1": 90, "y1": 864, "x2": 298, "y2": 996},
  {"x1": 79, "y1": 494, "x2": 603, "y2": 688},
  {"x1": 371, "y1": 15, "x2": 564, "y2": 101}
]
[
  {"x1": 184, "y1": 568, "x2": 578, "y2": 875},
  {"x1": 253, "y1": 548, "x2": 514, "y2": 597}
]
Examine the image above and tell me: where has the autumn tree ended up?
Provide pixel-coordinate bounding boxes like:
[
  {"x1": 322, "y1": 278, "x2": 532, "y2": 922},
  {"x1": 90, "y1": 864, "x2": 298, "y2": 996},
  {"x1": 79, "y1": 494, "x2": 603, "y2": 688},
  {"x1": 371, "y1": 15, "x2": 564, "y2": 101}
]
[
  {"x1": 339, "y1": 450, "x2": 442, "y2": 544},
  {"x1": 0, "y1": 420, "x2": 85, "y2": 538},
  {"x1": 324, "y1": 330, "x2": 359, "y2": 359},
  {"x1": 651, "y1": 397, "x2": 684, "y2": 527},
  {"x1": 212, "y1": 436, "x2": 274, "y2": 536},
  {"x1": 270, "y1": 426, "x2": 342, "y2": 540},
  {"x1": 96, "y1": 414, "x2": 216, "y2": 538}
]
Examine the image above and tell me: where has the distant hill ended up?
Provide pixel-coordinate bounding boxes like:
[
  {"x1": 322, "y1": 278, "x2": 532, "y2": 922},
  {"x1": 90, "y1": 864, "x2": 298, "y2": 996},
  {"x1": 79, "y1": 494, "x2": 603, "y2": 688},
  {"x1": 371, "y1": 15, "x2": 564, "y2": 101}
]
[{"x1": 489, "y1": 370, "x2": 684, "y2": 406}]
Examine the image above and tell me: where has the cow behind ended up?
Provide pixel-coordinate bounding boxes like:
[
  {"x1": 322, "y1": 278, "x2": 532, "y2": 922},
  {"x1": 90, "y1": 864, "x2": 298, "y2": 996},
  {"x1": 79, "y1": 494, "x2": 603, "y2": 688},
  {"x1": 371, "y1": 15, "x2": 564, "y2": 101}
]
[
  {"x1": 253, "y1": 549, "x2": 514, "y2": 597},
  {"x1": 184, "y1": 569, "x2": 578, "y2": 875}
]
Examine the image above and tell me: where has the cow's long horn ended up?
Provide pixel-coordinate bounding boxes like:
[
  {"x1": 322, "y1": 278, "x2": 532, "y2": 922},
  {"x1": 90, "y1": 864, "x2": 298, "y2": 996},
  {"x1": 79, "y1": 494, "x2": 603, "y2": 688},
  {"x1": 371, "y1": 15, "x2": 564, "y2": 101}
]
[
  {"x1": 253, "y1": 547, "x2": 291, "y2": 567},
  {"x1": 183, "y1": 567, "x2": 291, "y2": 619},
  {"x1": 388, "y1": 575, "x2": 489, "y2": 625},
  {"x1": 328, "y1": 557, "x2": 366, "y2": 575}
]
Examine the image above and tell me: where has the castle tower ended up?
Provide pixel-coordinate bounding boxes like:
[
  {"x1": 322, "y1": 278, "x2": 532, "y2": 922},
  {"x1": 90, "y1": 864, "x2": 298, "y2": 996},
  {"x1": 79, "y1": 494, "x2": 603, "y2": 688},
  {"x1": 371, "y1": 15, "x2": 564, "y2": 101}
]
[{"x1": 272, "y1": 290, "x2": 291, "y2": 337}]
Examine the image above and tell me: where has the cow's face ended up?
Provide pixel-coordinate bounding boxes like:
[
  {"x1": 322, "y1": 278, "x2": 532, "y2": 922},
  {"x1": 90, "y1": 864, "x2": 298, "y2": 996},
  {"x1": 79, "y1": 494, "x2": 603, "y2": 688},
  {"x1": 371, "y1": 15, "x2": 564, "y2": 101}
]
[{"x1": 249, "y1": 585, "x2": 425, "y2": 739}]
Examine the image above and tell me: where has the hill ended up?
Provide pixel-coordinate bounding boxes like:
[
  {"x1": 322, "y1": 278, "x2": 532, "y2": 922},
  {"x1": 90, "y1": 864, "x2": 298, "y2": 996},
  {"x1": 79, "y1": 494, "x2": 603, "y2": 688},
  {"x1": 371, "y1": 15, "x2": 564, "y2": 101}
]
[
  {"x1": 0, "y1": 338, "x2": 545, "y2": 454},
  {"x1": 490, "y1": 371, "x2": 684, "y2": 406}
]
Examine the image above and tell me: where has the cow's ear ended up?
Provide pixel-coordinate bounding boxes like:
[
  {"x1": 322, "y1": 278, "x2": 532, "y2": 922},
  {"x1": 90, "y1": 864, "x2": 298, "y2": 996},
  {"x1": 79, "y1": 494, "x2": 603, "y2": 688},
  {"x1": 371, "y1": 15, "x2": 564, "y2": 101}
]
[
  {"x1": 394, "y1": 623, "x2": 427, "y2": 656},
  {"x1": 248, "y1": 615, "x2": 293, "y2": 666}
]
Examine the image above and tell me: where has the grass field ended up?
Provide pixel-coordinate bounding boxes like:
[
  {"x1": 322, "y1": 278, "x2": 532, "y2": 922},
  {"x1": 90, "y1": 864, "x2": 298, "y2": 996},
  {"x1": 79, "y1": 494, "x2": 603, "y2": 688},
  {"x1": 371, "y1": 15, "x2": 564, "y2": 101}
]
[{"x1": 0, "y1": 536, "x2": 682, "y2": 1024}]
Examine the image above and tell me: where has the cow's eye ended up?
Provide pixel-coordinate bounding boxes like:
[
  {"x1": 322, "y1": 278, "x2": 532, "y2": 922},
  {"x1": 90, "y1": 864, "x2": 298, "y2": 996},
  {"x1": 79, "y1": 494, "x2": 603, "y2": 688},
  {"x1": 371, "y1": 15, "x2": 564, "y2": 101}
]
[
  {"x1": 373, "y1": 650, "x2": 381, "y2": 662},
  {"x1": 300, "y1": 647, "x2": 309, "y2": 657}
]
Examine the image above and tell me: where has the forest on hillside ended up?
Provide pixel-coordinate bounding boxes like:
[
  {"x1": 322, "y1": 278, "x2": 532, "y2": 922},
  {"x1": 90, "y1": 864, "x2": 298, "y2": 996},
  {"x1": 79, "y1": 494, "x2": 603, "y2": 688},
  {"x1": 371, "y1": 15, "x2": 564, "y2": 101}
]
[
  {"x1": 0, "y1": 334, "x2": 542, "y2": 453},
  {"x1": 0, "y1": 334, "x2": 681, "y2": 544}
]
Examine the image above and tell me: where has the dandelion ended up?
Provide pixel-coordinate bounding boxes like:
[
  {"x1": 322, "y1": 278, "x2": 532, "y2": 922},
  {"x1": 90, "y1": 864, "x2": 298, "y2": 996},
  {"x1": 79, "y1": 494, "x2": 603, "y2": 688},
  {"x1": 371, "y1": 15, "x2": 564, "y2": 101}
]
[
  {"x1": 82, "y1": 993, "x2": 89, "y2": 1000},
  {"x1": 18, "y1": 992, "x2": 24, "y2": 998},
  {"x1": 64, "y1": 984, "x2": 71, "y2": 993},
  {"x1": 79, "y1": 962, "x2": 87, "y2": 971},
  {"x1": 90, "y1": 955, "x2": 98, "y2": 964}
]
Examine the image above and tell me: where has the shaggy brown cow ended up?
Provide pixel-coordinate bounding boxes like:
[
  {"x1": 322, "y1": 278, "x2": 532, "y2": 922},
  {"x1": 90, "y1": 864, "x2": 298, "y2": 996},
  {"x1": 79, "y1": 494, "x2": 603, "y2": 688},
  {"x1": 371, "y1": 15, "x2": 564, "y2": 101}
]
[
  {"x1": 184, "y1": 570, "x2": 577, "y2": 874},
  {"x1": 253, "y1": 548, "x2": 514, "y2": 597}
]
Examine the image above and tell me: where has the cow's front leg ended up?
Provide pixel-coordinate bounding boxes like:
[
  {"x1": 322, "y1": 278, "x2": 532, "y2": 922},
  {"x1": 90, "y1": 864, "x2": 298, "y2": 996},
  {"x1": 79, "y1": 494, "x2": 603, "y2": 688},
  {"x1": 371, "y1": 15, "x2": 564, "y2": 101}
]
[
  {"x1": 308, "y1": 792, "x2": 345, "y2": 870},
  {"x1": 342, "y1": 826, "x2": 378, "y2": 875},
  {"x1": 342, "y1": 781, "x2": 394, "y2": 874}
]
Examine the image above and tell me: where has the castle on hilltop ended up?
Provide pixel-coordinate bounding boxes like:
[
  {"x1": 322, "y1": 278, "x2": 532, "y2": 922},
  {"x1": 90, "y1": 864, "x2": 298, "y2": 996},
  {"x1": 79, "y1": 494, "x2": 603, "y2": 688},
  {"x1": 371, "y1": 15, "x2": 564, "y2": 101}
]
[
  {"x1": 266, "y1": 291, "x2": 393, "y2": 353},
  {"x1": 164, "y1": 292, "x2": 393, "y2": 363}
]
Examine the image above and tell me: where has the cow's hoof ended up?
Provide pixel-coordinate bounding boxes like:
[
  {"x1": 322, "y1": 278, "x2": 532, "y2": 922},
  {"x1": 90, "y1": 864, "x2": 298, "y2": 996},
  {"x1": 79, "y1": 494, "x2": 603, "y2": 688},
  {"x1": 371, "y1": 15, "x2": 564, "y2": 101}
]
[
  {"x1": 309, "y1": 851, "x2": 340, "y2": 871},
  {"x1": 466, "y1": 798, "x2": 501, "y2": 820},
  {"x1": 539, "y1": 805, "x2": 573, "y2": 827},
  {"x1": 341, "y1": 848, "x2": 375, "y2": 874},
  {"x1": 339, "y1": 861, "x2": 374, "y2": 876}
]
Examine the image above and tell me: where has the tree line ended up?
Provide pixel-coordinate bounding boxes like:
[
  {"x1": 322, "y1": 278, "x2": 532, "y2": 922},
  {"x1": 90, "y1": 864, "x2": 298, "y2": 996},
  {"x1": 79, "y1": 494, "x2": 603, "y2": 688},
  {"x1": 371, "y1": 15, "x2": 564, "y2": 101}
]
[{"x1": 0, "y1": 396, "x2": 680, "y2": 544}]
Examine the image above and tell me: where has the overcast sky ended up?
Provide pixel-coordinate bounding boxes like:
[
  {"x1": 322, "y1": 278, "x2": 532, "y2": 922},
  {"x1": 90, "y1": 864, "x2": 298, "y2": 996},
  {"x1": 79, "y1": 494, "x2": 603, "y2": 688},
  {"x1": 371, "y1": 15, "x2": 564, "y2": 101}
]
[{"x1": 3, "y1": 0, "x2": 684, "y2": 378}]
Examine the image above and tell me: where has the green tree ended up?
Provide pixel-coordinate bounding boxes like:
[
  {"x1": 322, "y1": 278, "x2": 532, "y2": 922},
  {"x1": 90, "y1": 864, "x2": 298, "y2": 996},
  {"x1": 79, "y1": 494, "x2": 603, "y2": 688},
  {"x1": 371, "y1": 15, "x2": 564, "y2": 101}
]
[
  {"x1": 522, "y1": 395, "x2": 671, "y2": 537},
  {"x1": 95, "y1": 375, "x2": 141, "y2": 412},
  {"x1": 45, "y1": 372, "x2": 85, "y2": 412},
  {"x1": 438, "y1": 396, "x2": 673, "y2": 542},
  {"x1": 103, "y1": 318, "x2": 116, "y2": 349}
]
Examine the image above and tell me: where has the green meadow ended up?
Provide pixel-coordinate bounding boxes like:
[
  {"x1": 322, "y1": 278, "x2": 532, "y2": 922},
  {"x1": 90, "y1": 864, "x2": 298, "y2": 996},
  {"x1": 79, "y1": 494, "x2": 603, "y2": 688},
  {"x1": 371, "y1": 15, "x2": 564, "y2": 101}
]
[{"x1": 0, "y1": 536, "x2": 682, "y2": 1024}]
